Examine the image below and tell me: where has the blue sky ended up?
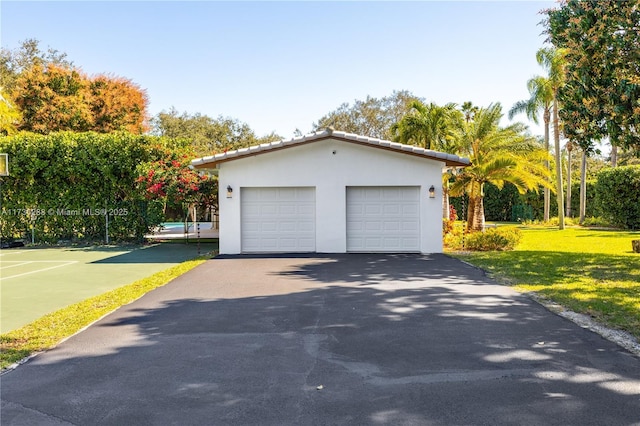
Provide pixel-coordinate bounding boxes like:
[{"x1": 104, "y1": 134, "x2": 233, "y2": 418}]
[{"x1": 2, "y1": 1, "x2": 556, "y2": 139}]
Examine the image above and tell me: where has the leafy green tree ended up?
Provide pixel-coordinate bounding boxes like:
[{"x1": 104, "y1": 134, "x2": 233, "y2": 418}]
[
  {"x1": 509, "y1": 75, "x2": 553, "y2": 221},
  {"x1": 546, "y1": 0, "x2": 640, "y2": 160},
  {"x1": 312, "y1": 90, "x2": 422, "y2": 139},
  {"x1": 450, "y1": 104, "x2": 551, "y2": 232},
  {"x1": 151, "y1": 108, "x2": 280, "y2": 156}
]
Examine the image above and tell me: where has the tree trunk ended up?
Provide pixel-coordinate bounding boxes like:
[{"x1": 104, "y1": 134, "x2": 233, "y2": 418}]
[
  {"x1": 543, "y1": 110, "x2": 551, "y2": 222},
  {"x1": 466, "y1": 195, "x2": 475, "y2": 233},
  {"x1": 553, "y1": 97, "x2": 565, "y2": 230},
  {"x1": 468, "y1": 195, "x2": 485, "y2": 232},
  {"x1": 466, "y1": 182, "x2": 485, "y2": 232},
  {"x1": 566, "y1": 141, "x2": 573, "y2": 218},
  {"x1": 611, "y1": 144, "x2": 618, "y2": 167},
  {"x1": 579, "y1": 150, "x2": 587, "y2": 224}
]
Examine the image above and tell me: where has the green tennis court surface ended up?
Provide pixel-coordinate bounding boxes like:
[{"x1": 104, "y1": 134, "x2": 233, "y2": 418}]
[{"x1": 0, "y1": 243, "x2": 217, "y2": 333}]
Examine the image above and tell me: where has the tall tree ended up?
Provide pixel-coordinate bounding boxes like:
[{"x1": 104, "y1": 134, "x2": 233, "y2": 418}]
[
  {"x1": 461, "y1": 101, "x2": 479, "y2": 123},
  {"x1": 390, "y1": 101, "x2": 458, "y2": 150},
  {"x1": 11, "y1": 64, "x2": 149, "y2": 134},
  {"x1": 151, "y1": 108, "x2": 280, "y2": 156},
  {"x1": 509, "y1": 75, "x2": 554, "y2": 221},
  {"x1": 14, "y1": 64, "x2": 93, "y2": 133},
  {"x1": 89, "y1": 75, "x2": 149, "y2": 134},
  {"x1": 390, "y1": 100, "x2": 461, "y2": 218},
  {"x1": 4, "y1": 39, "x2": 148, "y2": 134},
  {"x1": 312, "y1": 90, "x2": 422, "y2": 139},
  {"x1": 546, "y1": 0, "x2": 640, "y2": 160},
  {"x1": 450, "y1": 103, "x2": 551, "y2": 231},
  {"x1": 537, "y1": 47, "x2": 567, "y2": 229}
]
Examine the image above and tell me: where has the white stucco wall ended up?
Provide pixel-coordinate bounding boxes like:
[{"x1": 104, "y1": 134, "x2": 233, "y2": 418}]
[{"x1": 217, "y1": 138, "x2": 445, "y2": 254}]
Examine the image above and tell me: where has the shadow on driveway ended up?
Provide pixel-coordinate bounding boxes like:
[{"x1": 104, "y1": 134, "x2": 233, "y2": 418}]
[{"x1": 2, "y1": 254, "x2": 639, "y2": 425}]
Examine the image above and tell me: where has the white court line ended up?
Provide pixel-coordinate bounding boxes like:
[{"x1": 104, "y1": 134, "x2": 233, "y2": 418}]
[
  {"x1": 0, "y1": 251, "x2": 25, "y2": 256},
  {"x1": 1, "y1": 261, "x2": 78, "y2": 280},
  {"x1": 1, "y1": 260, "x2": 77, "y2": 263},
  {"x1": 0, "y1": 261, "x2": 34, "y2": 270}
]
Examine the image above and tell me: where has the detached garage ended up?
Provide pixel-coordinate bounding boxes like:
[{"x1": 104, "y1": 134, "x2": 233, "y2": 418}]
[{"x1": 192, "y1": 129, "x2": 469, "y2": 254}]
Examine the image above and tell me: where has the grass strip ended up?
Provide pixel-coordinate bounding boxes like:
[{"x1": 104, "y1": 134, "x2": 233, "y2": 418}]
[
  {"x1": 451, "y1": 227, "x2": 640, "y2": 341},
  {"x1": 1, "y1": 253, "x2": 212, "y2": 370}
]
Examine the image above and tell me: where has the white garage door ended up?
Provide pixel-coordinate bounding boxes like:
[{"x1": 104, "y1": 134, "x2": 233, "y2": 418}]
[
  {"x1": 241, "y1": 187, "x2": 315, "y2": 252},
  {"x1": 346, "y1": 186, "x2": 420, "y2": 252}
]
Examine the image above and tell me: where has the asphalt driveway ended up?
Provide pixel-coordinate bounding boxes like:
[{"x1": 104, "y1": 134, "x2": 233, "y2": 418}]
[{"x1": 2, "y1": 254, "x2": 639, "y2": 425}]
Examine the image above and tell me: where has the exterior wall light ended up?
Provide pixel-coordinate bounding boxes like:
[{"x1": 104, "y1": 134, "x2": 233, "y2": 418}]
[
  {"x1": 429, "y1": 185, "x2": 436, "y2": 198},
  {"x1": 226, "y1": 185, "x2": 233, "y2": 198}
]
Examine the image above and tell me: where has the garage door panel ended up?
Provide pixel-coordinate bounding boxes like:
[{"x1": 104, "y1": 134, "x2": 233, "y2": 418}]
[
  {"x1": 382, "y1": 237, "x2": 401, "y2": 249},
  {"x1": 347, "y1": 186, "x2": 420, "y2": 252},
  {"x1": 383, "y1": 222, "x2": 400, "y2": 231},
  {"x1": 241, "y1": 187, "x2": 315, "y2": 252},
  {"x1": 297, "y1": 204, "x2": 315, "y2": 215},
  {"x1": 298, "y1": 222, "x2": 315, "y2": 232},
  {"x1": 243, "y1": 204, "x2": 261, "y2": 215},
  {"x1": 261, "y1": 221, "x2": 278, "y2": 232},
  {"x1": 279, "y1": 205, "x2": 297, "y2": 215},
  {"x1": 402, "y1": 220, "x2": 419, "y2": 231},
  {"x1": 346, "y1": 221, "x2": 363, "y2": 232},
  {"x1": 261, "y1": 204, "x2": 278, "y2": 215},
  {"x1": 403, "y1": 204, "x2": 419, "y2": 214},
  {"x1": 364, "y1": 221, "x2": 382, "y2": 231},
  {"x1": 383, "y1": 204, "x2": 401, "y2": 215},
  {"x1": 279, "y1": 221, "x2": 297, "y2": 232},
  {"x1": 382, "y1": 188, "x2": 400, "y2": 197}
]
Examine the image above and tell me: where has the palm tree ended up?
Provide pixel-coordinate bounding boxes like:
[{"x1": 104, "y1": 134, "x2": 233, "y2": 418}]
[
  {"x1": 509, "y1": 75, "x2": 553, "y2": 221},
  {"x1": 537, "y1": 47, "x2": 567, "y2": 230},
  {"x1": 391, "y1": 101, "x2": 460, "y2": 218},
  {"x1": 450, "y1": 103, "x2": 552, "y2": 232},
  {"x1": 461, "y1": 101, "x2": 479, "y2": 123},
  {"x1": 390, "y1": 101, "x2": 458, "y2": 150}
]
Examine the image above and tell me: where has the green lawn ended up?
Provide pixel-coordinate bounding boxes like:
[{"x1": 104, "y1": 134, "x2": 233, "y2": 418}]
[{"x1": 452, "y1": 227, "x2": 640, "y2": 340}]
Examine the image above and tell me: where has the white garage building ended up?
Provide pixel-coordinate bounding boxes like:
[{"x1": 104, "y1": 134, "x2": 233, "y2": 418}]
[{"x1": 192, "y1": 129, "x2": 469, "y2": 254}]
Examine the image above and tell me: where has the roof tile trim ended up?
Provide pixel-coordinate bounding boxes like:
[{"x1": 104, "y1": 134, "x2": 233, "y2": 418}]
[{"x1": 191, "y1": 129, "x2": 471, "y2": 168}]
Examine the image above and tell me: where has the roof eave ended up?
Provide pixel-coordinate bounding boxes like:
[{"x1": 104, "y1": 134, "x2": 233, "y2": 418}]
[{"x1": 191, "y1": 130, "x2": 471, "y2": 169}]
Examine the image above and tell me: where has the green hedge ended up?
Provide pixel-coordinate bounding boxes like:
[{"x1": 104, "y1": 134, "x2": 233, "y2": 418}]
[
  {"x1": 450, "y1": 180, "x2": 601, "y2": 223},
  {"x1": 0, "y1": 132, "x2": 180, "y2": 242},
  {"x1": 595, "y1": 165, "x2": 640, "y2": 229}
]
